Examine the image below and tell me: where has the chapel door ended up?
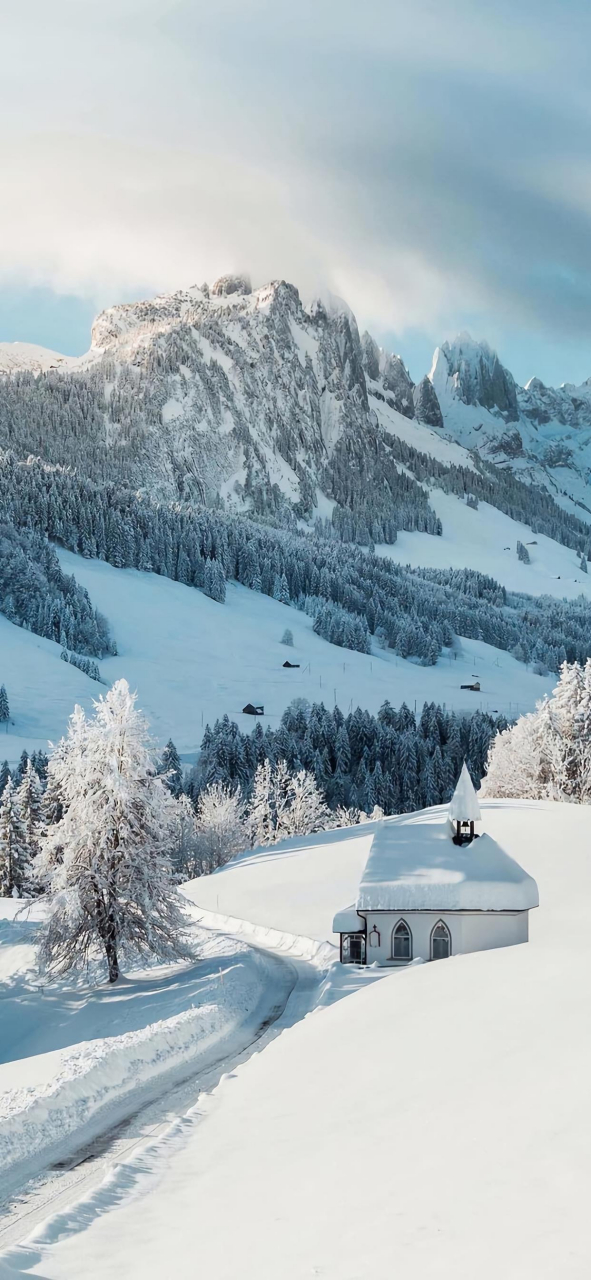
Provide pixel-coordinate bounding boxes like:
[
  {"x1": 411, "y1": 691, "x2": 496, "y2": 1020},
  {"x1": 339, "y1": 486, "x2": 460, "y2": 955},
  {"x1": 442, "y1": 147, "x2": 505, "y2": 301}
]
[{"x1": 347, "y1": 934, "x2": 366, "y2": 964}]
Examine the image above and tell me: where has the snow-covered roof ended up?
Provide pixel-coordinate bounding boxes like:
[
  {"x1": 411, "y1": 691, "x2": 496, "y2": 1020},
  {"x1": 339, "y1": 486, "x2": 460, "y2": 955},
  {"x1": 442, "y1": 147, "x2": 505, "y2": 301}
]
[
  {"x1": 356, "y1": 813, "x2": 538, "y2": 913},
  {"x1": 332, "y1": 906, "x2": 365, "y2": 934},
  {"x1": 449, "y1": 762, "x2": 482, "y2": 822}
]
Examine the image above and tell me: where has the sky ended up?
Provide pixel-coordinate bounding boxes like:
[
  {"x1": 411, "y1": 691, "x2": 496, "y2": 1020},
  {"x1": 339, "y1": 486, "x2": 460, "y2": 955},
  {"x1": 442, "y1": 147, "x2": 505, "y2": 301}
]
[{"x1": 1, "y1": 0, "x2": 591, "y2": 386}]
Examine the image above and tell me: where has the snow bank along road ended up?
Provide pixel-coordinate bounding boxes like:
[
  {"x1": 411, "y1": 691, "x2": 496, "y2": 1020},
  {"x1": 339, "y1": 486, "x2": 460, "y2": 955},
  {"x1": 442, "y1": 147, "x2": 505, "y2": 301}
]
[
  {"x1": 2, "y1": 803, "x2": 588, "y2": 1280},
  {"x1": 0, "y1": 912, "x2": 329, "y2": 1250}
]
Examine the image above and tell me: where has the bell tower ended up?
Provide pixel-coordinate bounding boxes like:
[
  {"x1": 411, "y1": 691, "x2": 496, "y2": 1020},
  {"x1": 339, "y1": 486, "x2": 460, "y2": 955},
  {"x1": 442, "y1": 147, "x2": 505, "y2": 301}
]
[{"x1": 449, "y1": 761, "x2": 481, "y2": 845}]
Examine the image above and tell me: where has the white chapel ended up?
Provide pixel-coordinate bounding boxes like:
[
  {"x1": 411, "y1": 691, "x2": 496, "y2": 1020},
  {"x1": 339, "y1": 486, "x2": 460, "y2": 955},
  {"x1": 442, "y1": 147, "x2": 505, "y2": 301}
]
[{"x1": 333, "y1": 764, "x2": 539, "y2": 966}]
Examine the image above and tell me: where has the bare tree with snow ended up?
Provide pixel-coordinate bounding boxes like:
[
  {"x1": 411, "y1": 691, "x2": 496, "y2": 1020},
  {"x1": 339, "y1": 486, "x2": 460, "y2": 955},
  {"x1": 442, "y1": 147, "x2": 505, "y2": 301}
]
[
  {"x1": 275, "y1": 769, "x2": 332, "y2": 839},
  {"x1": 37, "y1": 680, "x2": 192, "y2": 983},
  {"x1": 247, "y1": 759, "x2": 332, "y2": 846},
  {"x1": 247, "y1": 760, "x2": 275, "y2": 848},
  {"x1": 194, "y1": 783, "x2": 246, "y2": 873},
  {"x1": 481, "y1": 660, "x2": 591, "y2": 803},
  {"x1": 170, "y1": 792, "x2": 202, "y2": 880}
]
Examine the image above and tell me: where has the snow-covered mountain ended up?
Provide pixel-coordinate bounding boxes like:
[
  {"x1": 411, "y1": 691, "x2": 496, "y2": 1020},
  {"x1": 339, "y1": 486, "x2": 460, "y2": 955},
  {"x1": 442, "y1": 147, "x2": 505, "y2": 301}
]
[
  {"x1": 2, "y1": 275, "x2": 590, "y2": 531},
  {"x1": 0, "y1": 278, "x2": 433, "y2": 540},
  {"x1": 430, "y1": 332, "x2": 591, "y2": 515}
]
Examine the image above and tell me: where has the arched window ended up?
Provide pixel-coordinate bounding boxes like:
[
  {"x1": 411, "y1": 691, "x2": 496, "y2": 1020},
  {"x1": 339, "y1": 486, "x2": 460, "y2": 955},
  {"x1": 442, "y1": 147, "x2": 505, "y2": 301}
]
[
  {"x1": 392, "y1": 920, "x2": 412, "y2": 961},
  {"x1": 431, "y1": 920, "x2": 451, "y2": 961}
]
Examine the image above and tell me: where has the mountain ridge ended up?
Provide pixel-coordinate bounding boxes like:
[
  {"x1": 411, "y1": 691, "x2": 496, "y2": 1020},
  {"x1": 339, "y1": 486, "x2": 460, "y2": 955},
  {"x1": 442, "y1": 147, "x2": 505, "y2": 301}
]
[{"x1": 1, "y1": 273, "x2": 590, "y2": 527}]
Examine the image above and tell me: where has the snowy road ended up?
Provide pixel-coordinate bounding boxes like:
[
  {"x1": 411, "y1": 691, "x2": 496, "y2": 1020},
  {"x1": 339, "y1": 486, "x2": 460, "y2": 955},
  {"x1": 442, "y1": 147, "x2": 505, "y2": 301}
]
[{"x1": 0, "y1": 923, "x2": 322, "y2": 1252}]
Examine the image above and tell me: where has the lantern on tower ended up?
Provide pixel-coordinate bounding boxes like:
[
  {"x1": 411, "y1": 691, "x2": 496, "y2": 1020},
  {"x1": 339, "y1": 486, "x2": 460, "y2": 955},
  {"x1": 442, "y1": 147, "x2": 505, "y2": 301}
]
[{"x1": 449, "y1": 761, "x2": 481, "y2": 846}]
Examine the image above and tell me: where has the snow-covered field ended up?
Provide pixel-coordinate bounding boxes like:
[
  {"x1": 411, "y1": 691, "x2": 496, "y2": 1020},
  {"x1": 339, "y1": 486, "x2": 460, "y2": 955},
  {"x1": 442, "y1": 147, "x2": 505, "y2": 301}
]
[
  {"x1": 0, "y1": 548, "x2": 556, "y2": 764},
  {"x1": 2, "y1": 800, "x2": 588, "y2": 1279},
  {"x1": 184, "y1": 823, "x2": 379, "y2": 943},
  {"x1": 0, "y1": 903, "x2": 291, "y2": 1193},
  {"x1": 379, "y1": 488, "x2": 591, "y2": 600}
]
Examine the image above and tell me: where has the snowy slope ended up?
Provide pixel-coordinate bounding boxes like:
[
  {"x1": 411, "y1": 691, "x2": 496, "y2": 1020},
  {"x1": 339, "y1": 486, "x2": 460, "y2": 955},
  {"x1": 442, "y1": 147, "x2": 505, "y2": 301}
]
[
  {"x1": 0, "y1": 343, "x2": 79, "y2": 373},
  {"x1": 183, "y1": 823, "x2": 379, "y2": 944},
  {"x1": 378, "y1": 488, "x2": 591, "y2": 599},
  {"x1": 0, "y1": 610, "x2": 106, "y2": 763},
  {"x1": 5, "y1": 800, "x2": 589, "y2": 1280},
  {"x1": 0, "y1": 549, "x2": 555, "y2": 764}
]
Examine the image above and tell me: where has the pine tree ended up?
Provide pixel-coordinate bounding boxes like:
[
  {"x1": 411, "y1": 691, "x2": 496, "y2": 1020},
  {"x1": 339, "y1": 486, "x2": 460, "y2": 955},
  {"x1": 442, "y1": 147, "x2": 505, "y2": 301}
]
[
  {"x1": 158, "y1": 739, "x2": 183, "y2": 797},
  {"x1": 281, "y1": 628, "x2": 294, "y2": 646},
  {"x1": 203, "y1": 559, "x2": 226, "y2": 603},
  {"x1": 0, "y1": 686, "x2": 9, "y2": 730},
  {"x1": 516, "y1": 541, "x2": 530, "y2": 564},
  {"x1": 273, "y1": 573, "x2": 290, "y2": 605},
  {"x1": 14, "y1": 750, "x2": 29, "y2": 787},
  {"x1": 16, "y1": 759, "x2": 44, "y2": 885},
  {"x1": 0, "y1": 779, "x2": 29, "y2": 896},
  {"x1": 0, "y1": 760, "x2": 10, "y2": 797},
  {"x1": 37, "y1": 681, "x2": 192, "y2": 982}
]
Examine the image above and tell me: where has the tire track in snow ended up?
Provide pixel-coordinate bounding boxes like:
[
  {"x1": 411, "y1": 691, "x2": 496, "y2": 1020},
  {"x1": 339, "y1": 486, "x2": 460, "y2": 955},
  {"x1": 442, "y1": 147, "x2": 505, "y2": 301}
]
[{"x1": 0, "y1": 929, "x2": 321, "y2": 1257}]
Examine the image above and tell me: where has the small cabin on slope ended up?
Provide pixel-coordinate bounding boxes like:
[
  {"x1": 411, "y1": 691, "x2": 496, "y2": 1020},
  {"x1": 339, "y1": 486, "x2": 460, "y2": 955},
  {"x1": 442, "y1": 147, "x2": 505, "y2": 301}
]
[{"x1": 333, "y1": 767, "x2": 538, "y2": 965}]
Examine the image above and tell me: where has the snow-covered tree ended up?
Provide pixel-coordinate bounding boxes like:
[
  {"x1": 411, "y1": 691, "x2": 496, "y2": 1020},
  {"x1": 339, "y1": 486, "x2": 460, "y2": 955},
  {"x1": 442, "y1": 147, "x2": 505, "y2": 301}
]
[
  {"x1": 275, "y1": 769, "x2": 332, "y2": 839},
  {"x1": 14, "y1": 750, "x2": 29, "y2": 787},
  {"x1": 158, "y1": 738, "x2": 184, "y2": 797},
  {"x1": 247, "y1": 760, "x2": 275, "y2": 848},
  {"x1": 273, "y1": 573, "x2": 290, "y2": 605},
  {"x1": 516, "y1": 540, "x2": 530, "y2": 564},
  {"x1": 170, "y1": 792, "x2": 201, "y2": 880},
  {"x1": 481, "y1": 661, "x2": 591, "y2": 803},
  {"x1": 37, "y1": 680, "x2": 192, "y2": 983},
  {"x1": 203, "y1": 559, "x2": 226, "y2": 603},
  {"x1": 246, "y1": 760, "x2": 290, "y2": 847},
  {"x1": 0, "y1": 685, "x2": 9, "y2": 730},
  {"x1": 0, "y1": 779, "x2": 29, "y2": 897},
  {"x1": 281, "y1": 628, "x2": 294, "y2": 647},
  {"x1": 194, "y1": 783, "x2": 245, "y2": 872},
  {"x1": 16, "y1": 759, "x2": 44, "y2": 884},
  {"x1": 0, "y1": 760, "x2": 10, "y2": 797},
  {"x1": 247, "y1": 759, "x2": 332, "y2": 845},
  {"x1": 37, "y1": 704, "x2": 88, "y2": 871}
]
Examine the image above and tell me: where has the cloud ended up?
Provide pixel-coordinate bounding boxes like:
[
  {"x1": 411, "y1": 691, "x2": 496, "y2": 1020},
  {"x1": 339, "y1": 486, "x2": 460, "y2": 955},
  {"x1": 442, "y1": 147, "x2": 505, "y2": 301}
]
[{"x1": 1, "y1": 0, "x2": 591, "y2": 372}]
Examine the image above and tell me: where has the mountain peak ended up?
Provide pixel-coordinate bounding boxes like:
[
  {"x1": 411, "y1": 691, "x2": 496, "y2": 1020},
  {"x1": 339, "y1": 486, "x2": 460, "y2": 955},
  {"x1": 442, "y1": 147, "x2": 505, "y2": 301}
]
[
  {"x1": 437, "y1": 334, "x2": 518, "y2": 421},
  {"x1": 210, "y1": 273, "x2": 252, "y2": 297}
]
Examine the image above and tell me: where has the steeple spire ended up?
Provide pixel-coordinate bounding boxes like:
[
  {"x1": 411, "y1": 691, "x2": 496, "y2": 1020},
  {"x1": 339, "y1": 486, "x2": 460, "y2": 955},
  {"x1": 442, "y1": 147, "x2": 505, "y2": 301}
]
[{"x1": 449, "y1": 762, "x2": 481, "y2": 845}]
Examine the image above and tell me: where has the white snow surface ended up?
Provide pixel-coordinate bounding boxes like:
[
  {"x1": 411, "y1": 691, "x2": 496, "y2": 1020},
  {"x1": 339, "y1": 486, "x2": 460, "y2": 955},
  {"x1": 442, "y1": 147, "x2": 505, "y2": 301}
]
[
  {"x1": 356, "y1": 812, "x2": 539, "y2": 912},
  {"x1": 0, "y1": 548, "x2": 556, "y2": 764},
  {"x1": 184, "y1": 822, "x2": 379, "y2": 943},
  {"x1": 378, "y1": 489, "x2": 591, "y2": 601},
  {"x1": 332, "y1": 905, "x2": 365, "y2": 932},
  {"x1": 2, "y1": 800, "x2": 588, "y2": 1279},
  {"x1": 0, "y1": 343, "x2": 96, "y2": 373},
  {"x1": 0, "y1": 907, "x2": 282, "y2": 1185}
]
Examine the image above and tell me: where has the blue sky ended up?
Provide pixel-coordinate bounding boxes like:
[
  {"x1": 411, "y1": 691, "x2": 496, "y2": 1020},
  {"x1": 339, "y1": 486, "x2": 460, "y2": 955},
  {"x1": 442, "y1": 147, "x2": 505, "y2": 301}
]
[{"x1": 1, "y1": 0, "x2": 591, "y2": 387}]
